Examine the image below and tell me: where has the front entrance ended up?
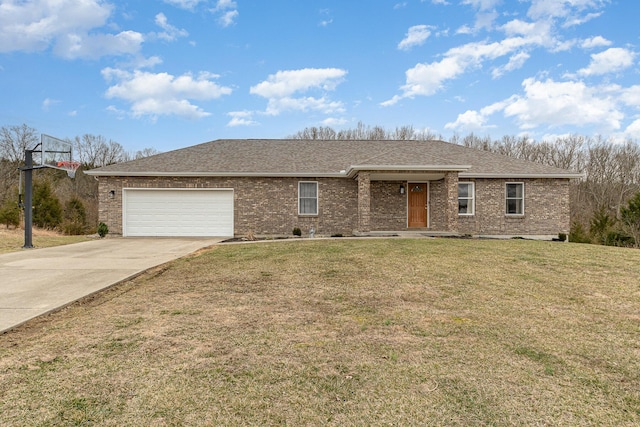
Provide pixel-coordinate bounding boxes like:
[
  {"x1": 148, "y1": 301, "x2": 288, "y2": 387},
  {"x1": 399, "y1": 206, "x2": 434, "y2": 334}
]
[{"x1": 407, "y1": 183, "x2": 428, "y2": 227}]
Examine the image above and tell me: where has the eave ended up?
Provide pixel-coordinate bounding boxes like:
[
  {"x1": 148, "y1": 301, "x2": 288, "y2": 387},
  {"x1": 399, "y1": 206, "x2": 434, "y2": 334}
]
[{"x1": 459, "y1": 172, "x2": 585, "y2": 179}]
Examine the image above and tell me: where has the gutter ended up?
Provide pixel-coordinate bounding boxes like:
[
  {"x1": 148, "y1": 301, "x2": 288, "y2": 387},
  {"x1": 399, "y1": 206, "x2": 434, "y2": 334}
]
[
  {"x1": 459, "y1": 172, "x2": 585, "y2": 179},
  {"x1": 85, "y1": 168, "x2": 584, "y2": 180},
  {"x1": 83, "y1": 170, "x2": 349, "y2": 178}
]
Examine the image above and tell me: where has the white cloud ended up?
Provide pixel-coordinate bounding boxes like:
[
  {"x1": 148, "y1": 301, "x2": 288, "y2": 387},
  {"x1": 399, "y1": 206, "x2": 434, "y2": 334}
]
[
  {"x1": 624, "y1": 119, "x2": 640, "y2": 139},
  {"x1": 164, "y1": 0, "x2": 206, "y2": 10},
  {"x1": 219, "y1": 10, "x2": 238, "y2": 27},
  {"x1": 42, "y1": 98, "x2": 60, "y2": 111},
  {"x1": 213, "y1": 0, "x2": 237, "y2": 11},
  {"x1": 462, "y1": 0, "x2": 500, "y2": 11},
  {"x1": 250, "y1": 68, "x2": 348, "y2": 116},
  {"x1": 322, "y1": 117, "x2": 348, "y2": 126},
  {"x1": 619, "y1": 85, "x2": 640, "y2": 107},
  {"x1": 528, "y1": 0, "x2": 607, "y2": 26},
  {"x1": 251, "y1": 68, "x2": 347, "y2": 98},
  {"x1": 492, "y1": 51, "x2": 530, "y2": 78},
  {"x1": 577, "y1": 47, "x2": 636, "y2": 76},
  {"x1": 212, "y1": 0, "x2": 238, "y2": 27},
  {"x1": 445, "y1": 110, "x2": 490, "y2": 131},
  {"x1": 384, "y1": 0, "x2": 614, "y2": 106},
  {"x1": 227, "y1": 111, "x2": 258, "y2": 127},
  {"x1": 581, "y1": 36, "x2": 611, "y2": 49},
  {"x1": 265, "y1": 97, "x2": 345, "y2": 116},
  {"x1": 398, "y1": 25, "x2": 432, "y2": 51},
  {"x1": 152, "y1": 13, "x2": 188, "y2": 42},
  {"x1": 504, "y1": 78, "x2": 623, "y2": 130},
  {"x1": 446, "y1": 77, "x2": 635, "y2": 134},
  {"x1": 102, "y1": 68, "x2": 232, "y2": 119},
  {"x1": 445, "y1": 98, "x2": 511, "y2": 131},
  {"x1": 0, "y1": 0, "x2": 146, "y2": 59},
  {"x1": 383, "y1": 38, "x2": 529, "y2": 105},
  {"x1": 54, "y1": 30, "x2": 144, "y2": 59}
]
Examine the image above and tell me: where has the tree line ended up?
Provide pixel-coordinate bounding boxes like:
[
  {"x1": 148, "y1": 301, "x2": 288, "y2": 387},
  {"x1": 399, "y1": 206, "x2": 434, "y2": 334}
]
[
  {"x1": 291, "y1": 123, "x2": 640, "y2": 247},
  {"x1": 0, "y1": 124, "x2": 159, "y2": 234}
]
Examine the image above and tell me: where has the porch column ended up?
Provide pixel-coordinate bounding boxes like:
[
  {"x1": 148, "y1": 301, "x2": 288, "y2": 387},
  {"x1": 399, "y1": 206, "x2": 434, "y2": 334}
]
[
  {"x1": 444, "y1": 171, "x2": 459, "y2": 232},
  {"x1": 357, "y1": 172, "x2": 371, "y2": 232}
]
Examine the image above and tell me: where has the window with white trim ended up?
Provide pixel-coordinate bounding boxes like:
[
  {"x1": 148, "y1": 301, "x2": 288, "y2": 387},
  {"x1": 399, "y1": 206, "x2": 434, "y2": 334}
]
[
  {"x1": 458, "y1": 182, "x2": 474, "y2": 215},
  {"x1": 505, "y1": 182, "x2": 524, "y2": 215},
  {"x1": 298, "y1": 181, "x2": 318, "y2": 215}
]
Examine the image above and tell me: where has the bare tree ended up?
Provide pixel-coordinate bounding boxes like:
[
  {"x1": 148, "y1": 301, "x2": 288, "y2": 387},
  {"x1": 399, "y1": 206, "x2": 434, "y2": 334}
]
[
  {"x1": 134, "y1": 147, "x2": 162, "y2": 159},
  {"x1": 0, "y1": 124, "x2": 39, "y2": 163},
  {"x1": 73, "y1": 134, "x2": 128, "y2": 167}
]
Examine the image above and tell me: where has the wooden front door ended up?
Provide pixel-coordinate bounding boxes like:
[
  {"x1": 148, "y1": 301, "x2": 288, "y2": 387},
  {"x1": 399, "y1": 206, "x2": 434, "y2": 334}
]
[{"x1": 408, "y1": 183, "x2": 428, "y2": 228}]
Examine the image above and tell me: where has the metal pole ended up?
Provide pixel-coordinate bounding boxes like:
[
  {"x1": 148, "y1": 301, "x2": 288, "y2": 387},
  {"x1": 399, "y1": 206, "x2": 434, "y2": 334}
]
[{"x1": 23, "y1": 149, "x2": 33, "y2": 249}]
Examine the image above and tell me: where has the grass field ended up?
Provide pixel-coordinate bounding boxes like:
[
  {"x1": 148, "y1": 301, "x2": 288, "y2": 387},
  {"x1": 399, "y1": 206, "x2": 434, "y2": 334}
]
[
  {"x1": 0, "y1": 228, "x2": 92, "y2": 254},
  {"x1": 1, "y1": 238, "x2": 639, "y2": 426}
]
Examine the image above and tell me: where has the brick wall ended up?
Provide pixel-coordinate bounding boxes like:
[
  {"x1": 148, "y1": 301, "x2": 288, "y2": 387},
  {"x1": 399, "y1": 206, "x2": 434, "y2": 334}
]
[
  {"x1": 98, "y1": 175, "x2": 571, "y2": 237},
  {"x1": 98, "y1": 176, "x2": 357, "y2": 237},
  {"x1": 457, "y1": 178, "x2": 570, "y2": 236},
  {"x1": 370, "y1": 181, "x2": 406, "y2": 230}
]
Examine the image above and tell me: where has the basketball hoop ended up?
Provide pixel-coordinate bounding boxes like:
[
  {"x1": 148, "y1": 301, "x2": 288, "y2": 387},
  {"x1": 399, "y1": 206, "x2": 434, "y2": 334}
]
[{"x1": 56, "y1": 160, "x2": 81, "y2": 178}]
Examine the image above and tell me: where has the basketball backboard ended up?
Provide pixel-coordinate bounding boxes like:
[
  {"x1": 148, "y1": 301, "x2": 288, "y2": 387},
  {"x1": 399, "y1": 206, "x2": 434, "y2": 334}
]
[{"x1": 39, "y1": 134, "x2": 80, "y2": 177}]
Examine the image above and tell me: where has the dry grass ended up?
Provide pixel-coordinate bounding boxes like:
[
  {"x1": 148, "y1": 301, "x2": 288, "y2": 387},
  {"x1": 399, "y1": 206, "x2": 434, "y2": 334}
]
[
  {"x1": 0, "y1": 227, "x2": 92, "y2": 254},
  {"x1": 1, "y1": 238, "x2": 639, "y2": 426}
]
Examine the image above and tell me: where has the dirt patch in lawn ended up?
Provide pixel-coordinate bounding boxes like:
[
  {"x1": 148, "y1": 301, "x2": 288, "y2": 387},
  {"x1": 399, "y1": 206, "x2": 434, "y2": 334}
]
[{"x1": 1, "y1": 239, "x2": 639, "y2": 426}]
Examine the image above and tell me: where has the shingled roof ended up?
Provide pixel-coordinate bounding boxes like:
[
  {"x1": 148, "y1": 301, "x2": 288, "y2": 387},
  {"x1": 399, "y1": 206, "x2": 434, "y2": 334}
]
[{"x1": 85, "y1": 139, "x2": 582, "y2": 179}]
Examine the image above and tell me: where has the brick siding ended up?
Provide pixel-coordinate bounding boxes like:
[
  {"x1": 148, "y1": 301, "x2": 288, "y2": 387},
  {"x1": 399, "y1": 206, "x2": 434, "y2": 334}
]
[
  {"x1": 457, "y1": 178, "x2": 570, "y2": 236},
  {"x1": 98, "y1": 175, "x2": 570, "y2": 237}
]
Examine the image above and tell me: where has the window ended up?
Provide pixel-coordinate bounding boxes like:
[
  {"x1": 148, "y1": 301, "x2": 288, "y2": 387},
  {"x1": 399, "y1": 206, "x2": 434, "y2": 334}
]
[
  {"x1": 298, "y1": 181, "x2": 318, "y2": 215},
  {"x1": 505, "y1": 182, "x2": 524, "y2": 215},
  {"x1": 458, "y1": 182, "x2": 474, "y2": 215}
]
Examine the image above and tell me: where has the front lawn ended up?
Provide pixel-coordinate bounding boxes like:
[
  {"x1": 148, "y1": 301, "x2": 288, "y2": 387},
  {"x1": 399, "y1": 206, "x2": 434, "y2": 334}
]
[{"x1": 1, "y1": 238, "x2": 639, "y2": 425}]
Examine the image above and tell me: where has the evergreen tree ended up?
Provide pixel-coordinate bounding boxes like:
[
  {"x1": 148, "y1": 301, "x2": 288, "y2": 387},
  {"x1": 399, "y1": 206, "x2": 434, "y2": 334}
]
[{"x1": 33, "y1": 180, "x2": 62, "y2": 229}]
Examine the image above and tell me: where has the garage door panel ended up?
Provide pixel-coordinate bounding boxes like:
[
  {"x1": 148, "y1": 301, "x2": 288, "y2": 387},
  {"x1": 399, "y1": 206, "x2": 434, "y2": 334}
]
[{"x1": 123, "y1": 189, "x2": 234, "y2": 237}]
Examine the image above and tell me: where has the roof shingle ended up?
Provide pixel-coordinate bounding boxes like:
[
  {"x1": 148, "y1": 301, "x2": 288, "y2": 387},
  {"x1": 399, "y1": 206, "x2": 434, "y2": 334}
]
[{"x1": 85, "y1": 139, "x2": 582, "y2": 178}]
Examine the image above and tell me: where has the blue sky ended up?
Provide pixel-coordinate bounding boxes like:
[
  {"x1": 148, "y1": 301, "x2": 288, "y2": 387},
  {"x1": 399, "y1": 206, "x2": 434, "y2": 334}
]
[{"x1": 1, "y1": 0, "x2": 638, "y2": 152}]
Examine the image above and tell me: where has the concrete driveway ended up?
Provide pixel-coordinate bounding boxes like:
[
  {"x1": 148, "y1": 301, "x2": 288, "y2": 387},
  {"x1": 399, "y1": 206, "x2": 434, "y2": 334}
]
[{"x1": 0, "y1": 237, "x2": 222, "y2": 334}]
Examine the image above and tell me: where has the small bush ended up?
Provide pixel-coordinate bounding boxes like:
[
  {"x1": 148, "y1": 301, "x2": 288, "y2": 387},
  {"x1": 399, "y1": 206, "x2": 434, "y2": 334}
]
[
  {"x1": 292, "y1": 227, "x2": 302, "y2": 237},
  {"x1": 569, "y1": 221, "x2": 590, "y2": 243},
  {"x1": 606, "y1": 231, "x2": 635, "y2": 247},
  {"x1": 62, "y1": 197, "x2": 87, "y2": 235},
  {"x1": 558, "y1": 232, "x2": 567, "y2": 242},
  {"x1": 97, "y1": 222, "x2": 109, "y2": 238},
  {"x1": 0, "y1": 199, "x2": 20, "y2": 228}
]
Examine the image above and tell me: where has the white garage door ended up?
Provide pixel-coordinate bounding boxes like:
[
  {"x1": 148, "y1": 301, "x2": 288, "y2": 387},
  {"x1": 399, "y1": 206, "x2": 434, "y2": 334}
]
[{"x1": 123, "y1": 189, "x2": 234, "y2": 237}]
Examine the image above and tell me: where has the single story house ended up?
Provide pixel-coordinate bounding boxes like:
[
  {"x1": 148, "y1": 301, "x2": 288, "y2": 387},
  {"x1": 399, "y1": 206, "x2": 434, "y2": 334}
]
[{"x1": 85, "y1": 139, "x2": 582, "y2": 239}]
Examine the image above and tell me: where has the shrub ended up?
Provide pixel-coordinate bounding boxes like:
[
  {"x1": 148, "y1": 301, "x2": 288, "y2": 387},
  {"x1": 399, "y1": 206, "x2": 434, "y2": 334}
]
[
  {"x1": 97, "y1": 222, "x2": 109, "y2": 238},
  {"x1": 33, "y1": 181, "x2": 63, "y2": 229},
  {"x1": 0, "y1": 198, "x2": 20, "y2": 228},
  {"x1": 569, "y1": 221, "x2": 590, "y2": 243},
  {"x1": 62, "y1": 197, "x2": 87, "y2": 235},
  {"x1": 557, "y1": 232, "x2": 567, "y2": 242},
  {"x1": 292, "y1": 227, "x2": 302, "y2": 237},
  {"x1": 590, "y1": 207, "x2": 615, "y2": 245},
  {"x1": 620, "y1": 191, "x2": 640, "y2": 248},
  {"x1": 606, "y1": 231, "x2": 635, "y2": 248}
]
